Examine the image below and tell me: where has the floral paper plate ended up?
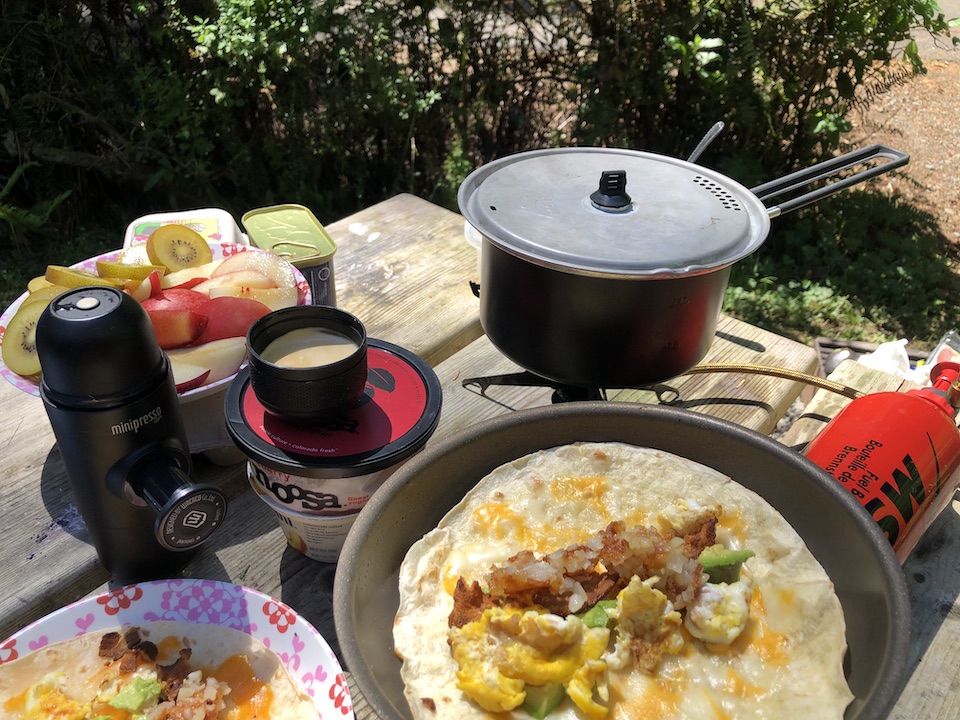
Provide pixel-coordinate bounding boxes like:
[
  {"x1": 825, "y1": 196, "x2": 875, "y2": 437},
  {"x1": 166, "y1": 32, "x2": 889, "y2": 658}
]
[
  {"x1": 0, "y1": 578, "x2": 353, "y2": 719},
  {"x1": 0, "y1": 241, "x2": 311, "y2": 401}
]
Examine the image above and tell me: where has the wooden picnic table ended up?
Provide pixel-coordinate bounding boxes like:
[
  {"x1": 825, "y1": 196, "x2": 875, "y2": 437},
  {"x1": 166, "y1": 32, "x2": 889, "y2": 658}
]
[{"x1": 0, "y1": 193, "x2": 955, "y2": 718}]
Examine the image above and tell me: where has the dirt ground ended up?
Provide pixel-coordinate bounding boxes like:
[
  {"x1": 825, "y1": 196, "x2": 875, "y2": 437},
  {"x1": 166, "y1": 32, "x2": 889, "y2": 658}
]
[{"x1": 846, "y1": 29, "x2": 960, "y2": 243}]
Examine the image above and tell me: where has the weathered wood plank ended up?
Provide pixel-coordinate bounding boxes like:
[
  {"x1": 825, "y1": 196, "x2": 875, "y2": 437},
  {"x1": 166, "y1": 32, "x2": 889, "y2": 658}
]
[
  {"x1": 326, "y1": 193, "x2": 483, "y2": 367},
  {"x1": 779, "y1": 359, "x2": 922, "y2": 450}
]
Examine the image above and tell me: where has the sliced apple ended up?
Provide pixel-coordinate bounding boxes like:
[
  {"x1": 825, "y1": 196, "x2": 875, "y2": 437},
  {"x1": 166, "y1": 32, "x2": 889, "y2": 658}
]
[
  {"x1": 166, "y1": 337, "x2": 247, "y2": 384},
  {"x1": 169, "y1": 359, "x2": 211, "y2": 393},
  {"x1": 191, "y1": 270, "x2": 276, "y2": 296},
  {"x1": 210, "y1": 249, "x2": 296, "y2": 290},
  {"x1": 191, "y1": 296, "x2": 272, "y2": 345},
  {"x1": 208, "y1": 284, "x2": 298, "y2": 312}
]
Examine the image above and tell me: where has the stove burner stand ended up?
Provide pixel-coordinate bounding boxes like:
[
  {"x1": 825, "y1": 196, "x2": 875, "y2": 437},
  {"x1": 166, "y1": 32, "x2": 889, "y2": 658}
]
[{"x1": 462, "y1": 371, "x2": 681, "y2": 405}]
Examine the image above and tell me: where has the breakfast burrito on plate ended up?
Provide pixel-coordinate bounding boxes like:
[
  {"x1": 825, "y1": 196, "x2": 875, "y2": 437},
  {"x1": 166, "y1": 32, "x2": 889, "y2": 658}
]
[
  {"x1": 395, "y1": 442, "x2": 854, "y2": 719},
  {"x1": 0, "y1": 620, "x2": 315, "y2": 719}
]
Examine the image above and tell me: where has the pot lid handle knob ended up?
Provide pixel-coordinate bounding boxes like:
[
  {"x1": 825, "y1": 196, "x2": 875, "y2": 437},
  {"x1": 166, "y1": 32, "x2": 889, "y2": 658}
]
[{"x1": 590, "y1": 170, "x2": 632, "y2": 211}]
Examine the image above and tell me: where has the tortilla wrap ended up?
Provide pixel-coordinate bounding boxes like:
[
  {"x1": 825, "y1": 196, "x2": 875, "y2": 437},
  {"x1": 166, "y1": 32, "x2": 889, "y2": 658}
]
[
  {"x1": 0, "y1": 620, "x2": 315, "y2": 719},
  {"x1": 394, "y1": 442, "x2": 853, "y2": 719}
]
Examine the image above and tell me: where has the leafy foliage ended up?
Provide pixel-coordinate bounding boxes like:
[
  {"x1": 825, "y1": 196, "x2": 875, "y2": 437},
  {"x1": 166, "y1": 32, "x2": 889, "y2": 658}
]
[{"x1": 0, "y1": 0, "x2": 956, "y2": 342}]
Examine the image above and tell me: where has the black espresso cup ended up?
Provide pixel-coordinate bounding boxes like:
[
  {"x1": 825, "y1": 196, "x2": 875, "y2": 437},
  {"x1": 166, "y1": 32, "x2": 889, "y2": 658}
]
[{"x1": 246, "y1": 306, "x2": 368, "y2": 424}]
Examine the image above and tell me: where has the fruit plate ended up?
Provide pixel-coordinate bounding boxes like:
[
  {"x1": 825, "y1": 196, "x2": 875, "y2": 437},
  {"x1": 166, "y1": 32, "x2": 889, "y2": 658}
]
[
  {"x1": 0, "y1": 241, "x2": 311, "y2": 402},
  {"x1": 0, "y1": 578, "x2": 354, "y2": 719}
]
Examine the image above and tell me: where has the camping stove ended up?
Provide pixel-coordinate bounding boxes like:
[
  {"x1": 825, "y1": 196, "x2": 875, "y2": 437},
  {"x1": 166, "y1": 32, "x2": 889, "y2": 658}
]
[{"x1": 461, "y1": 370, "x2": 682, "y2": 406}]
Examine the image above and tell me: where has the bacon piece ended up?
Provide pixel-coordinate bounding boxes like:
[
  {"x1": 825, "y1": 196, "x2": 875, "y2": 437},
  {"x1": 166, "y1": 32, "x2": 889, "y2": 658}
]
[
  {"x1": 158, "y1": 648, "x2": 194, "y2": 699},
  {"x1": 99, "y1": 627, "x2": 143, "y2": 660},
  {"x1": 682, "y1": 516, "x2": 718, "y2": 559},
  {"x1": 449, "y1": 578, "x2": 498, "y2": 629}
]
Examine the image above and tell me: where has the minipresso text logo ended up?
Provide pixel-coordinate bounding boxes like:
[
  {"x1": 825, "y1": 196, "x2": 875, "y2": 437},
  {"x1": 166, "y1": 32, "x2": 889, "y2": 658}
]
[{"x1": 111, "y1": 406, "x2": 163, "y2": 435}]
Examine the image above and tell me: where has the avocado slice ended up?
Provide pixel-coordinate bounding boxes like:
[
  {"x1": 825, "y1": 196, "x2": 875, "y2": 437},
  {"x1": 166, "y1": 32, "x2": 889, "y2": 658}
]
[
  {"x1": 522, "y1": 683, "x2": 566, "y2": 719},
  {"x1": 577, "y1": 599, "x2": 617, "y2": 629},
  {"x1": 698, "y1": 544, "x2": 755, "y2": 584}
]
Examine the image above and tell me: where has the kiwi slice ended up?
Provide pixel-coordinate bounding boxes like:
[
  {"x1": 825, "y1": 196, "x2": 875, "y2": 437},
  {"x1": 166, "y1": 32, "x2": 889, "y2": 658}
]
[
  {"x1": 95, "y1": 259, "x2": 166, "y2": 281},
  {"x1": 146, "y1": 224, "x2": 213, "y2": 271},
  {"x1": 20, "y1": 285, "x2": 67, "y2": 309},
  {"x1": 1, "y1": 300, "x2": 46, "y2": 376},
  {"x1": 45, "y1": 265, "x2": 124, "y2": 289}
]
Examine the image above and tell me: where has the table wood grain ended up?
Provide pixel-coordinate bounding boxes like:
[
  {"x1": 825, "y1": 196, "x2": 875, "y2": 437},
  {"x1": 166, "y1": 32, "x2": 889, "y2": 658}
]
[{"x1": 9, "y1": 192, "x2": 949, "y2": 719}]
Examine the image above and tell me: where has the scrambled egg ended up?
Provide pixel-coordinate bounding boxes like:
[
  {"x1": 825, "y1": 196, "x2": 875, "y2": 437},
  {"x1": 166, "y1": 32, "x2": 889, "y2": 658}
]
[
  {"x1": 684, "y1": 578, "x2": 753, "y2": 645},
  {"x1": 658, "y1": 498, "x2": 721, "y2": 536},
  {"x1": 605, "y1": 576, "x2": 684, "y2": 672},
  {"x1": 450, "y1": 607, "x2": 609, "y2": 715},
  {"x1": 22, "y1": 666, "x2": 165, "y2": 720},
  {"x1": 449, "y1": 576, "x2": 691, "y2": 718},
  {"x1": 24, "y1": 673, "x2": 90, "y2": 720}
]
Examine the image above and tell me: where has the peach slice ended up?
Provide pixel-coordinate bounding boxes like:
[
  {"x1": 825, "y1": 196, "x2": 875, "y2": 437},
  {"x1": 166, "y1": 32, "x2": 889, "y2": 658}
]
[
  {"x1": 160, "y1": 260, "x2": 222, "y2": 289},
  {"x1": 191, "y1": 270, "x2": 276, "y2": 296},
  {"x1": 141, "y1": 287, "x2": 209, "y2": 313},
  {"x1": 207, "y1": 284, "x2": 298, "y2": 312},
  {"x1": 166, "y1": 337, "x2": 247, "y2": 384},
  {"x1": 211, "y1": 249, "x2": 296, "y2": 290},
  {"x1": 169, "y1": 359, "x2": 211, "y2": 393},
  {"x1": 145, "y1": 309, "x2": 207, "y2": 349},
  {"x1": 192, "y1": 296, "x2": 272, "y2": 345},
  {"x1": 124, "y1": 269, "x2": 164, "y2": 302}
]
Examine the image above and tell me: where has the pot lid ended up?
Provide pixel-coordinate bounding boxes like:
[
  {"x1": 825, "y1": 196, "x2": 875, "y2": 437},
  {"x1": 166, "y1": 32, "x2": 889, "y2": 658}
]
[
  {"x1": 458, "y1": 147, "x2": 771, "y2": 276},
  {"x1": 225, "y1": 339, "x2": 442, "y2": 478}
]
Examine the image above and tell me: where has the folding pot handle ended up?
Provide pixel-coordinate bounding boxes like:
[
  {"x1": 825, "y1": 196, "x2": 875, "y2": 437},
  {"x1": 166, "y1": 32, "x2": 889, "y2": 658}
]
[{"x1": 751, "y1": 144, "x2": 910, "y2": 218}]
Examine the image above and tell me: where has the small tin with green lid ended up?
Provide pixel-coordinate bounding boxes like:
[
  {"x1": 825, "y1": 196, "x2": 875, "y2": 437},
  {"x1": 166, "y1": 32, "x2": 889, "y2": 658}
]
[{"x1": 242, "y1": 203, "x2": 337, "y2": 306}]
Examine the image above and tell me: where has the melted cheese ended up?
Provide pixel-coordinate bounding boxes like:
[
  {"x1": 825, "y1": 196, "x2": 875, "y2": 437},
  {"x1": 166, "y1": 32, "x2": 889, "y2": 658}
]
[{"x1": 215, "y1": 653, "x2": 274, "y2": 719}]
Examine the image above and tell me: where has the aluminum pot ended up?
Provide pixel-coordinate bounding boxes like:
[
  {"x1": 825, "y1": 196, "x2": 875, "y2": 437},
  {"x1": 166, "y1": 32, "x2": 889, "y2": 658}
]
[{"x1": 458, "y1": 145, "x2": 908, "y2": 388}]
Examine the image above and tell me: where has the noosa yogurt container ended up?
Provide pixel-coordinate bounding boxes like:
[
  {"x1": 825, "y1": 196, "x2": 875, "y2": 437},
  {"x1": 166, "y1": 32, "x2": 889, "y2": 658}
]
[{"x1": 225, "y1": 338, "x2": 442, "y2": 562}]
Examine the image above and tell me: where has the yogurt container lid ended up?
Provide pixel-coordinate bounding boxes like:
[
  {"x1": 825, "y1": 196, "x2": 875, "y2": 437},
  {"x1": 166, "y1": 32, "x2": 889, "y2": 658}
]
[{"x1": 225, "y1": 339, "x2": 442, "y2": 478}]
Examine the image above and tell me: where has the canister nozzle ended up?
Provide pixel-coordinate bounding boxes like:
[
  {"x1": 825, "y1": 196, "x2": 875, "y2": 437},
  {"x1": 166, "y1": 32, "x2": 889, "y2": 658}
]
[{"x1": 908, "y1": 362, "x2": 960, "y2": 418}]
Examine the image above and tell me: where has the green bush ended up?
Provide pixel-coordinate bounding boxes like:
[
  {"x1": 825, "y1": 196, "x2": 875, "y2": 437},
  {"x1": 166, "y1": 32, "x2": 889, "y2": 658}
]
[{"x1": 1, "y1": 0, "x2": 956, "y2": 344}]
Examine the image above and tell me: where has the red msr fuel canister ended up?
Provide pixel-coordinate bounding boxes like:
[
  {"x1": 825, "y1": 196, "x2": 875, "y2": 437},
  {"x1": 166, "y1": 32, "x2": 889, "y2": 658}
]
[{"x1": 805, "y1": 362, "x2": 960, "y2": 564}]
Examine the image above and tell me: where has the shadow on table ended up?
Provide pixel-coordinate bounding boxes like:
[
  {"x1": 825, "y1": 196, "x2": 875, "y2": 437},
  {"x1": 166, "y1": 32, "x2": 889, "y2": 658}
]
[
  {"x1": 39, "y1": 443, "x2": 279, "y2": 562},
  {"x1": 278, "y1": 547, "x2": 340, "y2": 659},
  {"x1": 901, "y1": 503, "x2": 960, "y2": 669}
]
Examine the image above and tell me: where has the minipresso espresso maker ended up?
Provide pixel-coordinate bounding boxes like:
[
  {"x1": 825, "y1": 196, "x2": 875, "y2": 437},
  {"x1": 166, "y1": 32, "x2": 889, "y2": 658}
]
[{"x1": 36, "y1": 286, "x2": 227, "y2": 582}]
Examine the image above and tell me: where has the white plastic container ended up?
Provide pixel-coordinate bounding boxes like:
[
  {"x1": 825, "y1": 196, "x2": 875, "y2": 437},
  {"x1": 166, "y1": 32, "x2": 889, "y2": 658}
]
[{"x1": 123, "y1": 208, "x2": 247, "y2": 248}]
